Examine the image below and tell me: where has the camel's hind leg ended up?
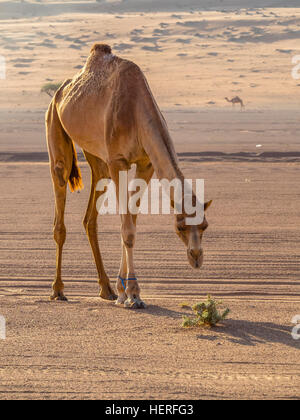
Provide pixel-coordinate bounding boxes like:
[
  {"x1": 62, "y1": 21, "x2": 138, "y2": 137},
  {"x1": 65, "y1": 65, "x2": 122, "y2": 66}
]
[
  {"x1": 83, "y1": 151, "x2": 117, "y2": 301},
  {"x1": 51, "y1": 184, "x2": 68, "y2": 301},
  {"x1": 46, "y1": 101, "x2": 81, "y2": 301}
]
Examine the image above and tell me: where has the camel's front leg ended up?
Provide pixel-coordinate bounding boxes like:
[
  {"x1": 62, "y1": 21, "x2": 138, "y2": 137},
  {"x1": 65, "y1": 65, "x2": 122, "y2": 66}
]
[
  {"x1": 122, "y1": 161, "x2": 154, "y2": 308},
  {"x1": 118, "y1": 215, "x2": 146, "y2": 309},
  {"x1": 115, "y1": 244, "x2": 128, "y2": 306},
  {"x1": 123, "y1": 223, "x2": 146, "y2": 309},
  {"x1": 109, "y1": 160, "x2": 146, "y2": 309}
]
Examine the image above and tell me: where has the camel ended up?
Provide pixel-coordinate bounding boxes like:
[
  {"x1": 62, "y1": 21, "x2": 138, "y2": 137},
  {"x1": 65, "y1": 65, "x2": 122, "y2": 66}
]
[
  {"x1": 225, "y1": 96, "x2": 245, "y2": 109},
  {"x1": 46, "y1": 44, "x2": 212, "y2": 309}
]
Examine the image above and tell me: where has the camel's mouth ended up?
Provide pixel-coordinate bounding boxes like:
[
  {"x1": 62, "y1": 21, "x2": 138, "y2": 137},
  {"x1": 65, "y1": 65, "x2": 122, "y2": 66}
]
[{"x1": 187, "y1": 249, "x2": 204, "y2": 270}]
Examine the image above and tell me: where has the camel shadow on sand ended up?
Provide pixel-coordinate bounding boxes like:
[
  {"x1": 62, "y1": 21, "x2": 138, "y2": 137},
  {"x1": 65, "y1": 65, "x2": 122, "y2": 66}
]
[
  {"x1": 144, "y1": 304, "x2": 187, "y2": 319},
  {"x1": 212, "y1": 319, "x2": 300, "y2": 349},
  {"x1": 193, "y1": 319, "x2": 300, "y2": 349},
  {"x1": 144, "y1": 305, "x2": 300, "y2": 349}
]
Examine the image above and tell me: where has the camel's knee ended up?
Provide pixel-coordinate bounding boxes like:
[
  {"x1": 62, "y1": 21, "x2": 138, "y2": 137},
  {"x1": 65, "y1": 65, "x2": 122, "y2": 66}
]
[
  {"x1": 53, "y1": 223, "x2": 66, "y2": 246},
  {"x1": 122, "y1": 228, "x2": 136, "y2": 249}
]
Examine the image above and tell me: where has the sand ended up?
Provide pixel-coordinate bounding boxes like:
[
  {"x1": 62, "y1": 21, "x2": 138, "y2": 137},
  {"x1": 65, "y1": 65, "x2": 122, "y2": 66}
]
[{"x1": 0, "y1": 1, "x2": 300, "y2": 400}]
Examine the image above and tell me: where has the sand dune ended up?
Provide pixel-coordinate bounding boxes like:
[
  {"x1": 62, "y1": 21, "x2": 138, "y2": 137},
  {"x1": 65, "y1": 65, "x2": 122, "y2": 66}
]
[
  {"x1": 1, "y1": 1, "x2": 300, "y2": 20},
  {"x1": 1, "y1": 8, "x2": 300, "y2": 110}
]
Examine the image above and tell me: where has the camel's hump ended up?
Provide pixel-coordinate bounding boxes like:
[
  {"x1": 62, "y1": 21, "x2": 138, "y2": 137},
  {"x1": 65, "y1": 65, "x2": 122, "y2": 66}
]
[{"x1": 90, "y1": 43, "x2": 112, "y2": 55}]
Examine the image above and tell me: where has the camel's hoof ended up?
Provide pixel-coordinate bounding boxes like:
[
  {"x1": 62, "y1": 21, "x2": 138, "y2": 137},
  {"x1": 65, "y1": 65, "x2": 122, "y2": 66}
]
[
  {"x1": 138, "y1": 301, "x2": 147, "y2": 309},
  {"x1": 124, "y1": 298, "x2": 146, "y2": 309},
  {"x1": 124, "y1": 299, "x2": 132, "y2": 308},
  {"x1": 99, "y1": 284, "x2": 118, "y2": 301},
  {"x1": 50, "y1": 292, "x2": 68, "y2": 302},
  {"x1": 116, "y1": 296, "x2": 126, "y2": 306},
  {"x1": 100, "y1": 292, "x2": 118, "y2": 301},
  {"x1": 99, "y1": 286, "x2": 118, "y2": 301}
]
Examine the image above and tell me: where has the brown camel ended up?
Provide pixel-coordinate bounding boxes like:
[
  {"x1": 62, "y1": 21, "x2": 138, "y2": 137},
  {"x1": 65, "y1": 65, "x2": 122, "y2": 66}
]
[
  {"x1": 46, "y1": 44, "x2": 212, "y2": 308},
  {"x1": 225, "y1": 96, "x2": 245, "y2": 109}
]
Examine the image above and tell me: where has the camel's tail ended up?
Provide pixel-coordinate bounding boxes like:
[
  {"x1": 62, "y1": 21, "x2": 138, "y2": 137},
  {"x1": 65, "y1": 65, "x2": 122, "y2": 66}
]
[
  {"x1": 46, "y1": 95, "x2": 83, "y2": 193},
  {"x1": 69, "y1": 141, "x2": 83, "y2": 192}
]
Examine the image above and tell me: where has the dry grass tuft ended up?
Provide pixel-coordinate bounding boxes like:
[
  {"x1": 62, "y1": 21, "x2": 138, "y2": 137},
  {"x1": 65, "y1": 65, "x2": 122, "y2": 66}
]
[{"x1": 181, "y1": 295, "x2": 230, "y2": 328}]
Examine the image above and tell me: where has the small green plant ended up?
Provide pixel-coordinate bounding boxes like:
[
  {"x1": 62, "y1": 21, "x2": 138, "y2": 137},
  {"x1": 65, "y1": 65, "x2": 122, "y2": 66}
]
[
  {"x1": 181, "y1": 295, "x2": 230, "y2": 328},
  {"x1": 41, "y1": 82, "x2": 62, "y2": 98},
  {"x1": 179, "y1": 302, "x2": 191, "y2": 309}
]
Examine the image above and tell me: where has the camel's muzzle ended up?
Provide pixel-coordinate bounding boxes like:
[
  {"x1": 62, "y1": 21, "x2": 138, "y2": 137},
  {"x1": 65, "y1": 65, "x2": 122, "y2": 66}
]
[{"x1": 187, "y1": 248, "x2": 204, "y2": 269}]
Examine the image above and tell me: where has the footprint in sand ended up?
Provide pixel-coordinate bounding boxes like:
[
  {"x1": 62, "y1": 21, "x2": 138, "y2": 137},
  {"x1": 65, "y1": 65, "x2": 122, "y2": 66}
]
[
  {"x1": 175, "y1": 38, "x2": 192, "y2": 44},
  {"x1": 11, "y1": 58, "x2": 35, "y2": 64},
  {"x1": 69, "y1": 44, "x2": 82, "y2": 50},
  {"x1": 276, "y1": 49, "x2": 293, "y2": 54},
  {"x1": 105, "y1": 32, "x2": 117, "y2": 39},
  {"x1": 114, "y1": 43, "x2": 134, "y2": 52},
  {"x1": 13, "y1": 64, "x2": 30, "y2": 68},
  {"x1": 38, "y1": 40, "x2": 57, "y2": 48},
  {"x1": 36, "y1": 31, "x2": 48, "y2": 37},
  {"x1": 194, "y1": 33, "x2": 205, "y2": 39},
  {"x1": 153, "y1": 29, "x2": 170, "y2": 36},
  {"x1": 131, "y1": 36, "x2": 159, "y2": 45},
  {"x1": 130, "y1": 29, "x2": 144, "y2": 36},
  {"x1": 142, "y1": 45, "x2": 162, "y2": 52}
]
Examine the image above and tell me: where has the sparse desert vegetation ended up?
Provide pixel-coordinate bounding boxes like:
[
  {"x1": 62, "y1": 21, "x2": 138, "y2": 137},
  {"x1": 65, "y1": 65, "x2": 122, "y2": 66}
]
[
  {"x1": 182, "y1": 295, "x2": 230, "y2": 328},
  {"x1": 41, "y1": 82, "x2": 62, "y2": 97}
]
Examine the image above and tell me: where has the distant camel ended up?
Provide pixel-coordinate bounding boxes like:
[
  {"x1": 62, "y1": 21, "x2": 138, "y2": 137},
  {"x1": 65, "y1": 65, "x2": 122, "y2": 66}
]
[
  {"x1": 225, "y1": 96, "x2": 245, "y2": 109},
  {"x1": 46, "y1": 44, "x2": 212, "y2": 308}
]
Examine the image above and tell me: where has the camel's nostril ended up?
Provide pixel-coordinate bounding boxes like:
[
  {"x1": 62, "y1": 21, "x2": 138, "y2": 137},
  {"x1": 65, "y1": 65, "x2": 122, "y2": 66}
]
[{"x1": 189, "y1": 249, "x2": 202, "y2": 260}]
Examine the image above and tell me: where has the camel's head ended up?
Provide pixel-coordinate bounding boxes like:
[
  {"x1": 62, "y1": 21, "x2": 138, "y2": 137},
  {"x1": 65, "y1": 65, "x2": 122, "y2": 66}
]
[{"x1": 175, "y1": 200, "x2": 212, "y2": 269}]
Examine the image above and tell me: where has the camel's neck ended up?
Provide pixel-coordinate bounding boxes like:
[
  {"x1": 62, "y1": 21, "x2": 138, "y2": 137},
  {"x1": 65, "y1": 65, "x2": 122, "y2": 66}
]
[
  {"x1": 139, "y1": 102, "x2": 197, "y2": 217},
  {"x1": 139, "y1": 107, "x2": 183, "y2": 183}
]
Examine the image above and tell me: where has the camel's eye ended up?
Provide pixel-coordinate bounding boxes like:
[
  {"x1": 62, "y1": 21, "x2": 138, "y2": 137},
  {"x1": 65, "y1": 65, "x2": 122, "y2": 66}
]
[{"x1": 177, "y1": 225, "x2": 186, "y2": 232}]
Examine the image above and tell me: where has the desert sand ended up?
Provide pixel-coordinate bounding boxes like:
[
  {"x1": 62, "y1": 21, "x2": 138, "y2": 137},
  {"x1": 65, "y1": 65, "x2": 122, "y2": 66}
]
[{"x1": 0, "y1": 1, "x2": 300, "y2": 400}]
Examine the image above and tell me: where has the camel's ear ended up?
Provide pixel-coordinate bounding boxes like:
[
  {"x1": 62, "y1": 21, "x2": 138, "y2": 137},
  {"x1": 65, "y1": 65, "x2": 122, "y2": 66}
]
[
  {"x1": 204, "y1": 200, "x2": 213, "y2": 211},
  {"x1": 176, "y1": 214, "x2": 185, "y2": 226}
]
